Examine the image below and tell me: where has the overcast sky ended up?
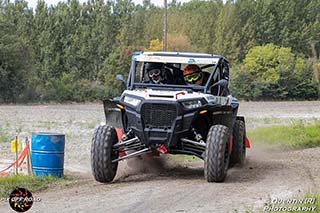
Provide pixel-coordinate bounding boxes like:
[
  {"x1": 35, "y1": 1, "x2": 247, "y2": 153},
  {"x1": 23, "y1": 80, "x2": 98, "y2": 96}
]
[{"x1": 25, "y1": 0, "x2": 192, "y2": 9}]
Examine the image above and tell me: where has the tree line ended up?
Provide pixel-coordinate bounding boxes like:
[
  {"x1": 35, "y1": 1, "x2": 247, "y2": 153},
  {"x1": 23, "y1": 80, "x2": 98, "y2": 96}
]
[{"x1": 0, "y1": 0, "x2": 319, "y2": 103}]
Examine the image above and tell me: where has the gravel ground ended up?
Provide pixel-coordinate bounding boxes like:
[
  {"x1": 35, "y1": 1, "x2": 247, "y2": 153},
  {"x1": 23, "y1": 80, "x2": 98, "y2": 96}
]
[
  {"x1": 0, "y1": 101, "x2": 319, "y2": 212},
  {"x1": 0, "y1": 104, "x2": 104, "y2": 173}
]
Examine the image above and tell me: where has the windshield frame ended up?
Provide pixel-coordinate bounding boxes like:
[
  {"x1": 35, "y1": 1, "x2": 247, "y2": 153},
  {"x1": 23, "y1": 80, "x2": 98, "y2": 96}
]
[{"x1": 127, "y1": 53, "x2": 226, "y2": 94}]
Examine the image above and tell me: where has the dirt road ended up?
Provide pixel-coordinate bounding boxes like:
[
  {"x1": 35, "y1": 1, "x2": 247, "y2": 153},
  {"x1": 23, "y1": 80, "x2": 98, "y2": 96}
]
[{"x1": 0, "y1": 102, "x2": 319, "y2": 212}]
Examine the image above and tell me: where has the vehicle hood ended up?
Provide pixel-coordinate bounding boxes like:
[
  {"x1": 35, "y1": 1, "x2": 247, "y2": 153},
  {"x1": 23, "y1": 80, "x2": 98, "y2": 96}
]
[{"x1": 123, "y1": 89, "x2": 213, "y2": 101}]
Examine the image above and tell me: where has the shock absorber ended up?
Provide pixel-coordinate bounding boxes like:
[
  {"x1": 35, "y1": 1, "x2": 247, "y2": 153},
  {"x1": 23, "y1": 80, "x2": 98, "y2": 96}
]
[
  {"x1": 121, "y1": 129, "x2": 133, "y2": 141},
  {"x1": 192, "y1": 128, "x2": 204, "y2": 142}
]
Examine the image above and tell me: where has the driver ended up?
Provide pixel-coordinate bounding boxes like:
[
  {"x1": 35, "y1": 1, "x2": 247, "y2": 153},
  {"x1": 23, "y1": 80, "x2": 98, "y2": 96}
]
[
  {"x1": 145, "y1": 62, "x2": 166, "y2": 84},
  {"x1": 183, "y1": 64, "x2": 204, "y2": 85}
]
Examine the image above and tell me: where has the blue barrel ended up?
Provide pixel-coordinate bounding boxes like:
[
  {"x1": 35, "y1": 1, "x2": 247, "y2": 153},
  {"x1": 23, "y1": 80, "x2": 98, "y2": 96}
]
[{"x1": 31, "y1": 133, "x2": 65, "y2": 178}]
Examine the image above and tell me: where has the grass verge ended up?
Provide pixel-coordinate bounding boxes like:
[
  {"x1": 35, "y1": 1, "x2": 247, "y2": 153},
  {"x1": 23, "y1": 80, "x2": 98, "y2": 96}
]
[
  {"x1": 247, "y1": 122, "x2": 320, "y2": 149},
  {"x1": 292, "y1": 193, "x2": 320, "y2": 212},
  {"x1": 0, "y1": 175, "x2": 73, "y2": 198}
]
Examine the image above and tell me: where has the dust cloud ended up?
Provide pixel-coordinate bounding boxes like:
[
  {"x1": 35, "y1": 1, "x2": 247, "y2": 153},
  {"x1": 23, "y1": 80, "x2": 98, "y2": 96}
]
[{"x1": 116, "y1": 154, "x2": 172, "y2": 178}]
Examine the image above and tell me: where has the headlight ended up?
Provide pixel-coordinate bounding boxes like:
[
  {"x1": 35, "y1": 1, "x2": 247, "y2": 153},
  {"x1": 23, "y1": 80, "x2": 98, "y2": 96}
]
[
  {"x1": 124, "y1": 96, "x2": 141, "y2": 107},
  {"x1": 181, "y1": 100, "x2": 202, "y2": 109}
]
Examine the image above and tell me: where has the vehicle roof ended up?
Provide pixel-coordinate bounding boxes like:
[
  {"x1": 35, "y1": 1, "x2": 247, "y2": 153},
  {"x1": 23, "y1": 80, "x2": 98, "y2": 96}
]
[{"x1": 133, "y1": 51, "x2": 224, "y2": 65}]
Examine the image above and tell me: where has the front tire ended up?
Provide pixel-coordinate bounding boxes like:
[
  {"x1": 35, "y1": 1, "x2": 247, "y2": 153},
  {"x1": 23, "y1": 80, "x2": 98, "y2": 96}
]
[
  {"x1": 91, "y1": 125, "x2": 119, "y2": 183},
  {"x1": 204, "y1": 125, "x2": 230, "y2": 182}
]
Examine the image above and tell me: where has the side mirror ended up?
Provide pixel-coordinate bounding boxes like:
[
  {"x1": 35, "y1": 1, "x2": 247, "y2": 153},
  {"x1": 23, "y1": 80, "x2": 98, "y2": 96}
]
[
  {"x1": 209, "y1": 79, "x2": 229, "y2": 96},
  {"x1": 212, "y1": 79, "x2": 228, "y2": 88},
  {"x1": 116, "y1": 74, "x2": 127, "y2": 89},
  {"x1": 116, "y1": 74, "x2": 124, "y2": 81}
]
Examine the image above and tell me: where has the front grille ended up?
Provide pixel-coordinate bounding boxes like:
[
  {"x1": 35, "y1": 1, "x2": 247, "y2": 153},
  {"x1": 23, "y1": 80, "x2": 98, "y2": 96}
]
[{"x1": 141, "y1": 103, "x2": 177, "y2": 128}]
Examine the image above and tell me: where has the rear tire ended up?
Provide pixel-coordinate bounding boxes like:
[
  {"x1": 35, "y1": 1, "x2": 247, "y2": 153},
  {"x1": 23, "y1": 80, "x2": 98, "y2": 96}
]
[
  {"x1": 230, "y1": 120, "x2": 246, "y2": 167},
  {"x1": 91, "y1": 125, "x2": 118, "y2": 183},
  {"x1": 204, "y1": 125, "x2": 230, "y2": 182}
]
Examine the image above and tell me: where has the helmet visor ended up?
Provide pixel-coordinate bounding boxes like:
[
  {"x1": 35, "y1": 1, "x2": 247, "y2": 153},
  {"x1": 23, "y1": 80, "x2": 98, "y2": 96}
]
[
  {"x1": 184, "y1": 72, "x2": 202, "y2": 83},
  {"x1": 148, "y1": 69, "x2": 161, "y2": 77}
]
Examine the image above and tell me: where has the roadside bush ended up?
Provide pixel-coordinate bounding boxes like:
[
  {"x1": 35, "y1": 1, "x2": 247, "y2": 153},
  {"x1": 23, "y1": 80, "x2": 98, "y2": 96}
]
[
  {"x1": 35, "y1": 73, "x2": 116, "y2": 102},
  {"x1": 231, "y1": 44, "x2": 319, "y2": 100}
]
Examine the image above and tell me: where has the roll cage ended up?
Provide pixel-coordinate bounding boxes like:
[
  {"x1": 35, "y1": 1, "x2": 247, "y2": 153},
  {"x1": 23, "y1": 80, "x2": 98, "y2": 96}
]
[{"x1": 126, "y1": 52, "x2": 230, "y2": 95}]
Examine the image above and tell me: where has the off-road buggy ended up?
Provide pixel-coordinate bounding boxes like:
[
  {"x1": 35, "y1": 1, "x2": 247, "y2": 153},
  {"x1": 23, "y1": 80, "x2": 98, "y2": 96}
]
[{"x1": 91, "y1": 52, "x2": 250, "y2": 183}]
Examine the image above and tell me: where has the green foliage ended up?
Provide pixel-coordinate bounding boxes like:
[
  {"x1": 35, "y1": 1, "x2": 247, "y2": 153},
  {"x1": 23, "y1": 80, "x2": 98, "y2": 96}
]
[
  {"x1": 0, "y1": 0, "x2": 319, "y2": 102},
  {"x1": 213, "y1": 1, "x2": 240, "y2": 62},
  {"x1": 247, "y1": 122, "x2": 320, "y2": 149},
  {"x1": 38, "y1": 73, "x2": 111, "y2": 102},
  {"x1": 231, "y1": 44, "x2": 319, "y2": 99},
  {"x1": 146, "y1": 39, "x2": 163, "y2": 51},
  {"x1": 98, "y1": 47, "x2": 133, "y2": 98},
  {"x1": 0, "y1": 19, "x2": 33, "y2": 103}
]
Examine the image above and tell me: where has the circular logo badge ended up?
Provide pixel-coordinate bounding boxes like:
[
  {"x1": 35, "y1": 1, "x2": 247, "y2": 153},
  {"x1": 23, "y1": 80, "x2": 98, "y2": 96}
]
[{"x1": 9, "y1": 188, "x2": 33, "y2": 212}]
